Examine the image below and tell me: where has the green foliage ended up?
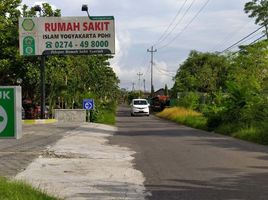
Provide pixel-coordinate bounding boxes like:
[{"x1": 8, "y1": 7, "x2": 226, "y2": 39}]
[
  {"x1": 171, "y1": 40, "x2": 268, "y2": 144},
  {"x1": 157, "y1": 107, "x2": 208, "y2": 130},
  {"x1": 175, "y1": 115, "x2": 208, "y2": 130},
  {"x1": 164, "y1": 84, "x2": 168, "y2": 96},
  {"x1": 127, "y1": 91, "x2": 140, "y2": 104},
  {"x1": 177, "y1": 92, "x2": 200, "y2": 110},
  {"x1": 0, "y1": 176, "x2": 58, "y2": 200},
  {"x1": 91, "y1": 101, "x2": 117, "y2": 125},
  {"x1": 173, "y1": 51, "x2": 229, "y2": 94},
  {"x1": 244, "y1": 0, "x2": 268, "y2": 38}
]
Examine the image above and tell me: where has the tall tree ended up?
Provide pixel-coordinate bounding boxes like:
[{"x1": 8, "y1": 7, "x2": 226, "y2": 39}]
[
  {"x1": 244, "y1": 0, "x2": 268, "y2": 38},
  {"x1": 173, "y1": 50, "x2": 229, "y2": 94}
]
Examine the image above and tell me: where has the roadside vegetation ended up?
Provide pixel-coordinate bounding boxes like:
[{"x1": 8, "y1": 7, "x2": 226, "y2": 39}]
[
  {"x1": 167, "y1": 41, "x2": 268, "y2": 144},
  {"x1": 0, "y1": 177, "x2": 59, "y2": 200},
  {"x1": 157, "y1": 107, "x2": 207, "y2": 130},
  {"x1": 164, "y1": 0, "x2": 268, "y2": 145}
]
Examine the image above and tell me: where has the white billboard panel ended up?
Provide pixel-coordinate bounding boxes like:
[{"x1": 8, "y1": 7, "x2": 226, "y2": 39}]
[{"x1": 19, "y1": 16, "x2": 115, "y2": 56}]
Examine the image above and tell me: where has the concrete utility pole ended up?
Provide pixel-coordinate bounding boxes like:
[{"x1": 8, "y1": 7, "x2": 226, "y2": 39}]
[
  {"x1": 143, "y1": 79, "x2": 146, "y2": 94},
  {"x1": 147, "y1": 46, "x2": 157, "y2": 96},
  {"x1": 132, "y1": 82, "x2": 135, "y2": 91},
  {"x1": 137, "y1": 72, "x2": 143, "y2": 97}
]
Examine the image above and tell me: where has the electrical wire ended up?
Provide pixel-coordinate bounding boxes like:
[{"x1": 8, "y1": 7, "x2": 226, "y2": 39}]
[
  {"x1": 153, "y1": 0, "x2": 189, "y2": 46},
  {"x1": 154, "y1": 64, "x2": 176, "y2": 78},
  {"x1": 249, "y1": 34, "x2": 266, "y2": 45},
  {"x1": 158, "y1": 0, "x2": 211, "y2": 50},
  {"x1": 240, "y1": 31, "x2": 264, "y2": 45},
  {"x1": 210, "y1": 20, "x2": 253, "y2": 52},
  {"x1": 155, "y1": 0, "x2": 197, "y2": 48},
  {"x1": 231, "y1": 34, "x2": 267, "y2": 56},
  {"x1": 219, "y1": 25, "x2": 265, "y2": 53}
]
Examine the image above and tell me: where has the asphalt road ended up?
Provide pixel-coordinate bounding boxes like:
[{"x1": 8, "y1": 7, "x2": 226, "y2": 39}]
[{"x1": 111, "y1": 106, "x2": 268, "y2": 200}]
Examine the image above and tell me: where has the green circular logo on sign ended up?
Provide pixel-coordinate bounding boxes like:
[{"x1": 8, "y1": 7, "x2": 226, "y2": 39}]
[
  {"x1": 22, "y1": 19, "x2": 35, "y2": 31},
  {"x1": 0, "y1": 106, "x2": 8, "y2": 134},
  {"x1": 23, "y1": 36, "x2": 35, "y2": 55}
]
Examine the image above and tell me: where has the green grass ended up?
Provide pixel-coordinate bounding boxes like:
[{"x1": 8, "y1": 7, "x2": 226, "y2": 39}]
[
  {"x1": 157, "y1": 107, "x2": 268, "y2": 145},
  {"x1": 0, "y1": 177, "x2": 59, "y2": 200},
  {"x1": 233, "y1": 124, "x2": 268, "y2": 145},
  {"x1": 95, "y1": 110, "x2": 116, "y2": 125},
  {"x1": 157, "y1": 107, "x2": 208, "y2": 130}
]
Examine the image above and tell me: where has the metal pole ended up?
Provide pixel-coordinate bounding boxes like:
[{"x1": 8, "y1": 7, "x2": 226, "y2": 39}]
[
  {"x1": 147, "y1": 46, "x2": 157, "y2": 96},
  {"x1": 143, "y1": 79, "x2": 146, "y2": 94},
  {"x1": 137, "y1": 72, "x2": 143, "y2": 98},
  {"x1": 40, "y1": 55, "x2": 45, "y2": 119}
]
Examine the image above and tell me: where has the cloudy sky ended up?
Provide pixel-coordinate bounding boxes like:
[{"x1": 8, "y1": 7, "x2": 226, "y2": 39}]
[{"x1": 21, "y1": 0, "x2": 260, "y2": 91}]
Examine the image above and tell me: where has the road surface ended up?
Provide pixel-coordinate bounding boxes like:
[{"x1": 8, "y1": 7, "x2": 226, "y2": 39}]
[{"x1": 111, "y1": 106, "x2": 268, "y2": 200}]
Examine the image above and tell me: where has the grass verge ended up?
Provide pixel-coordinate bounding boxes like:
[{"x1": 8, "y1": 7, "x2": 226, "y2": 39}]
[
  {"x1": 95, "y1": 110, "x2": 116, "y2": 125},
  {"x1": 156, "y1": 107, "x2": 207, "y2": 130},
  {"x1": 0, "y1": 176, "x2": 59, "y2": 200},
  {"x1": 157, "y1": 107, "x2": 268, "y2": 145}
]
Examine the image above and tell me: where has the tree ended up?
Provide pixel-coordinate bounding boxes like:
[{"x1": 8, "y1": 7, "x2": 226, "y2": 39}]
[
  {"x1": 164, "y1": 84, "x2": 168, "y2": 96},
  {"x1": 0, "y1": 0, "x2": 21, "y2": 85},
  {"x1": 244, "y1": 0, "x2": 268, "y2": 38},
  {"x1": 173, "y1": 50, "x2": 229, "y2": 95}
]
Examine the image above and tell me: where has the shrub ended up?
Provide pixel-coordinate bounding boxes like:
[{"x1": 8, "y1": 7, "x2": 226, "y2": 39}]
[
  {"x1": 157, "y1": 107, "x2": 207, "y2": 130},
  {"x1": 177, "y1": 92, "x2": 200, "y2": 110}
]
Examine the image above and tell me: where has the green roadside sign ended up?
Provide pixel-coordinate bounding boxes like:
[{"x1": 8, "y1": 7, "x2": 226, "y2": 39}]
[{"x1": 0, "y1": 86, "x2": 22, "y2": 139}]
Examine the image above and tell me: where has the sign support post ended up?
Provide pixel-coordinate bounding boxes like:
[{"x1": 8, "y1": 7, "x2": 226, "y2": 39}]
[{"x1": 40, "y1": 55, "x2": 46, "y2": 119}]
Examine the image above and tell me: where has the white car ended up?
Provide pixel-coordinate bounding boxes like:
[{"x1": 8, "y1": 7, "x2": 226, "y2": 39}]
[{"x1": 130, "y1": 99, "x2": 150, "y2": 116}]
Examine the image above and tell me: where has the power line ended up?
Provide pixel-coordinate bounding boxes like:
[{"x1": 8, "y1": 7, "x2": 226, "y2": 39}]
[
  {"x1": 210, "y1": 20, "x2": 253, "y2": 52},
  {"x1": 249, "y1": 34, "x2": 266, "y2": 45},
  {"x1": 153, "y1": 0, "x2": 189, "y2": 46},
  {"x1": 154, "y1": 65, "x2": 176, "y2": 78},
  {"x1": 156, "y1": 0, "x2": 197, "y2": 48},
  {"x1": 158, "y1": 0, "x2": 211, "y2": 50},
  {"x1": 231, "y1": 34, "x2": 267, "y2": 56},
  {"x1": 240, "y1": 31, "x2": 264, "y2": 45},
  {"x1": 219, "y1": 25, "x2": 265, "y2": 53}
]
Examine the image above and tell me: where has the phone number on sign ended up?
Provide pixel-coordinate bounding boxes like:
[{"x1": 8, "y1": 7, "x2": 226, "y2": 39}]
[{"x1": 45, "y1": 40, "x2": 109, "y2": 49}]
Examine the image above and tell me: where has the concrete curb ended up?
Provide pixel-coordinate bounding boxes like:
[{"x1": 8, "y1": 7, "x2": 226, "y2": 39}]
[{"x1": 22, "y1": 119, "x2": 58, "y2": 125}]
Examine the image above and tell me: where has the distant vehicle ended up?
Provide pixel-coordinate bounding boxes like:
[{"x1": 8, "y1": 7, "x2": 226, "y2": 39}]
[
  {"x1": 23, "y1": 101, "x2": 49, "y2": 119},
  {"x1": 150, "y1": 95, "x2": 170, "y2": 112},
  {"x1": 130, "y1": 99, "x2": 150, "y2": 116}
]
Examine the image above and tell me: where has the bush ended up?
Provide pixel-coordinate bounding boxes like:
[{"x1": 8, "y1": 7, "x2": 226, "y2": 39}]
[
  {"x1": 233, "y1": 122, "x2": 268, "y2": 145},
  {"x1": 157, "y1": 107, "x2": 207, "y2": 130},
  {"x1": 177, "y1": 92, "x2": 200, "y2": 110},
  {"x1": 90, "y1": 101, "x2": 117, "y2": 125}
]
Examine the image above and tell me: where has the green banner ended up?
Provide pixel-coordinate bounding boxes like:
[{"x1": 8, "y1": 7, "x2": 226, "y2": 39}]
[{"x1": 0, "y1": 88, "x2": 15, "y2": 137}]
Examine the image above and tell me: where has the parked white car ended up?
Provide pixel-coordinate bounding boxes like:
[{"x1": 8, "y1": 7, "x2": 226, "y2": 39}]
[{"x1": 130, "y1": 99, "x2": 150, "y2": 116}]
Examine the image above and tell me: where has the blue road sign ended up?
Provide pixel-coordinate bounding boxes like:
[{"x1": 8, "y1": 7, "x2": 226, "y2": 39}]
[{"x1": 83, "y1": 99, "x2": 94, "y2": 110}]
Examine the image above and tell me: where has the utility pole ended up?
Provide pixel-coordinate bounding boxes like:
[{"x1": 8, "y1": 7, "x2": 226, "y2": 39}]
[
  {"x1": 137, "y1": 72, "x2": 143, "y2": 97},
  {"x1": 143, "y1": 79, "x2": 146, "y2": 94},
  {"x1": 147, "y1": 46, "x2": 157, "y2": 96},
  {"x1": 132, "y1": 82, "x2": 135, "y2": 91}
]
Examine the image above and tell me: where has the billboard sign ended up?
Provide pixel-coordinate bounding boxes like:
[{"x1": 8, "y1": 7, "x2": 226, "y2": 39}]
[{"x1": 19, "y1": 16, "x2": 115, "y2": 56}]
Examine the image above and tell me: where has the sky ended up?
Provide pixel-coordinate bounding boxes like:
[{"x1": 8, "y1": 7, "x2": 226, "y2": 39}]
[{"x1": 21, "y1": 0, "x2": 260, "y2": 91}]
